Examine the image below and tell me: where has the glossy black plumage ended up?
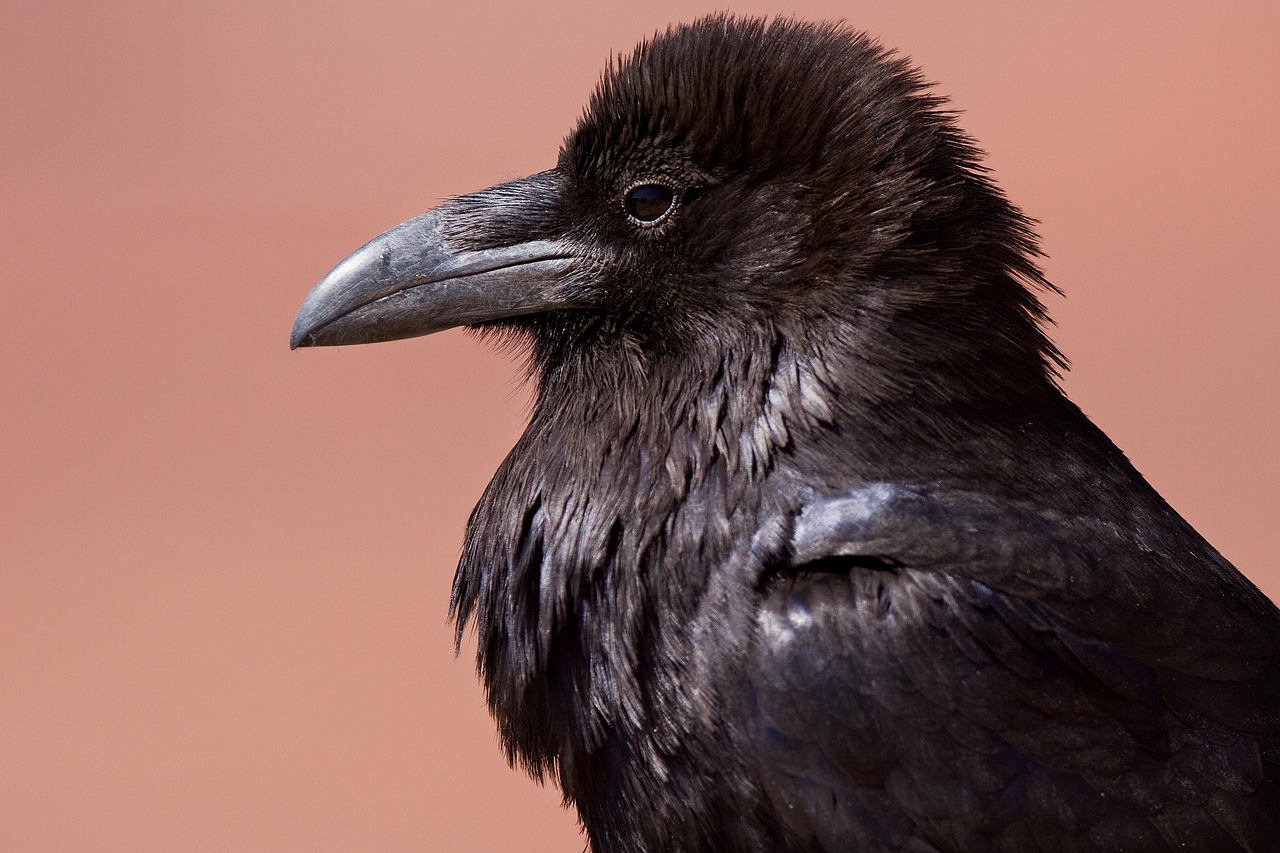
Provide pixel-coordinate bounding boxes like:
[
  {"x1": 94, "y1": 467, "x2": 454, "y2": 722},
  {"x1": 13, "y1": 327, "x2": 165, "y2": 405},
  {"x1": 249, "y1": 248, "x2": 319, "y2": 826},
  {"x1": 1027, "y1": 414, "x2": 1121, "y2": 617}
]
[{"x1": 292, "y1": 16, "x2": 1280, "y2": 851}]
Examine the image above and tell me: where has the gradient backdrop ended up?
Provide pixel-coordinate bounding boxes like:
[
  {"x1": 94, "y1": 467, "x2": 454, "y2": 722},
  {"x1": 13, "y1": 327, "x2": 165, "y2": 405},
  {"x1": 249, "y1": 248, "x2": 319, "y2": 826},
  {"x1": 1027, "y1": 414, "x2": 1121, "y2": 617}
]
[{"x1": 4, "y1": 2, "x2": 1277, "y2": 850}]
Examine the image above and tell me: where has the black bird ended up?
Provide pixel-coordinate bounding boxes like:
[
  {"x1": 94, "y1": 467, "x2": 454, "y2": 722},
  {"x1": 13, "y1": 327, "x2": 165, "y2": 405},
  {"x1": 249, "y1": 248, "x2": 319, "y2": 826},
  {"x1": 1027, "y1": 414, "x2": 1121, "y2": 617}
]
[{"x1": 291, "y1": 17, "x2": 1280, "y2": 852}]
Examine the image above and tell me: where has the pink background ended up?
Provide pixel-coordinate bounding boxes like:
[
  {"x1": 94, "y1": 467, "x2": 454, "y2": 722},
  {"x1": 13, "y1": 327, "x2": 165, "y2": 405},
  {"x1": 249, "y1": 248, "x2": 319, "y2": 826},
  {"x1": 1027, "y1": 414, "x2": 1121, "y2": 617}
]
[{"x1": 4, "y1": 2, "x2": 1277, "y2": 850}]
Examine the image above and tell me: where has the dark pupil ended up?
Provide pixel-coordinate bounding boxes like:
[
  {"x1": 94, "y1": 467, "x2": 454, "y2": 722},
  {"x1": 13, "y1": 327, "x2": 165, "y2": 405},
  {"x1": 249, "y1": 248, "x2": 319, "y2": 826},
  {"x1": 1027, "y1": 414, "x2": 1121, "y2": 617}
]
[{"x1": 625, "y1": 184, "x2": 675, "y2": 222}]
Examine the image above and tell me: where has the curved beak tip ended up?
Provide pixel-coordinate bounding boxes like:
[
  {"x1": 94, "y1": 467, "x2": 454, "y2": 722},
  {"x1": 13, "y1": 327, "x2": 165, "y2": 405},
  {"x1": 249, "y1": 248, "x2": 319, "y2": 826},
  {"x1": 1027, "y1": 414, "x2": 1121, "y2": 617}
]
[
  {"x1": 288, "y1": 299, "x2": 324, "y2": 349},
  {"x1": 289, "y1": 308, "x2": 319, "y2": 349}
]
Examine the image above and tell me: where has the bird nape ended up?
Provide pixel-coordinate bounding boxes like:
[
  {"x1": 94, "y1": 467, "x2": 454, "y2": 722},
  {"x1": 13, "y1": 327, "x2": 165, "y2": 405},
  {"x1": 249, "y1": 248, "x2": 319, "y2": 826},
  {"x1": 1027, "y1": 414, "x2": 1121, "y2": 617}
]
[{"x1": 291, "y1": 15, "x2": 1280, "y2": 853}]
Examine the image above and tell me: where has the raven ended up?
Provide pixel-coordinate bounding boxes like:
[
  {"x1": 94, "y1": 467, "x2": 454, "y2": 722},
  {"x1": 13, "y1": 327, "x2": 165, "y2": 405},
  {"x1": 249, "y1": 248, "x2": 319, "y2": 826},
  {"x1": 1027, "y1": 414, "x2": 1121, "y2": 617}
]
[{"x1": 291, "y1": 16, "x2": 1280, "y2": 852}]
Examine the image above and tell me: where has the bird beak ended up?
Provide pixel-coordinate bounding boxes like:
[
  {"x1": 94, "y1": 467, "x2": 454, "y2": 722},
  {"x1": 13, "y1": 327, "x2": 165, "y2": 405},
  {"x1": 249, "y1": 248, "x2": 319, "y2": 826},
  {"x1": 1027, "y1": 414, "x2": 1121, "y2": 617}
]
[{"x1": 290, "y1": 171, "x2": 589, "y2": 348}]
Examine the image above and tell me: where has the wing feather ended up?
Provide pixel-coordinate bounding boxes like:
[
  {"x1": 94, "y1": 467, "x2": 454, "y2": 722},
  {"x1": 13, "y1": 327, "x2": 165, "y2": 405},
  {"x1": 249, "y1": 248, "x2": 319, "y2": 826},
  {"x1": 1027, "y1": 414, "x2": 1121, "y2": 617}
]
[{"x1": 744, "y1": 483, "x2": 1280, "y2": 851}]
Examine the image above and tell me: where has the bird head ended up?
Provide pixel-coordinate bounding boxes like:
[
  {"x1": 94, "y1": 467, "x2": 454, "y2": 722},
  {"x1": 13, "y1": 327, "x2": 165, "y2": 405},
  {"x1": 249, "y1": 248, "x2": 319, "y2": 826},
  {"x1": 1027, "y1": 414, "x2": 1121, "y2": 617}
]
[{"x1": 292, "y1": 16, "x2": 1062, "y2": 406}]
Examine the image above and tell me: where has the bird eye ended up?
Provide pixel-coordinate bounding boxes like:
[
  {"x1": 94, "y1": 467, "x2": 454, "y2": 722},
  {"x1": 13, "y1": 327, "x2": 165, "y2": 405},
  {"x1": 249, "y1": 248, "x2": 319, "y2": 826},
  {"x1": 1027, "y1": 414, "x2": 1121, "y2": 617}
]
[{"x1": 624, "y1": 183, "x2": 676, "y2": 225}]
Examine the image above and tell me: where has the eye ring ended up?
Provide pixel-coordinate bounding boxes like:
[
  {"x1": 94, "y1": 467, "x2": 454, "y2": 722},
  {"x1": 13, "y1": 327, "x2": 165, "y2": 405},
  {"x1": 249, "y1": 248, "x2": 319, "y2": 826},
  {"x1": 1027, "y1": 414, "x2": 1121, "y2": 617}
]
[{"x1": 623, "y1": 182, "x2": 678, "y2": 226}]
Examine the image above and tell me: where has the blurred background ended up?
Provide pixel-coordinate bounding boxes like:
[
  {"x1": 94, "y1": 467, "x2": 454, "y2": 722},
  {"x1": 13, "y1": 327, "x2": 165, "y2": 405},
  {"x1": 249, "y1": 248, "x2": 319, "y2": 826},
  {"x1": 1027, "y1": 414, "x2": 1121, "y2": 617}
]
[{"x1": 3, "y1": 2, "x2": 1277, "y2": 850}]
